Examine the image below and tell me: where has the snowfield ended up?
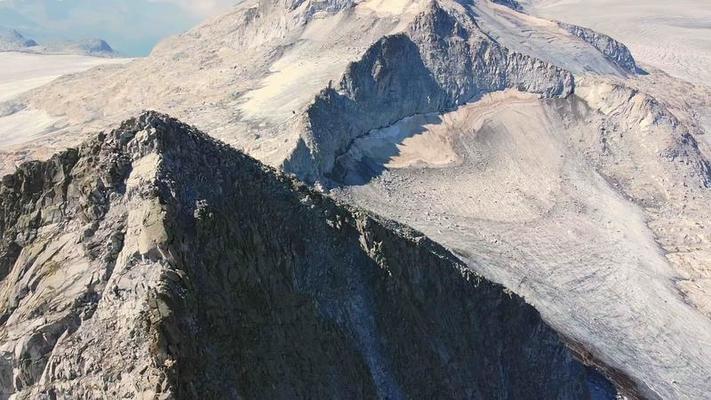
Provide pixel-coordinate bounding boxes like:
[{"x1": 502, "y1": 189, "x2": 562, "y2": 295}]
[
  {"x1": 0, "y1": 52, "x2": 129, "y2": 170},
  {"x1": 0, "y1": 52, "x2": 129, "y2": 102}
]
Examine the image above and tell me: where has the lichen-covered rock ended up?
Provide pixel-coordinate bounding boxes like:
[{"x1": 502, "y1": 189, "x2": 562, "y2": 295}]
[{"x1": 0, "y1": 112, "x2": 613, "y2": 399}]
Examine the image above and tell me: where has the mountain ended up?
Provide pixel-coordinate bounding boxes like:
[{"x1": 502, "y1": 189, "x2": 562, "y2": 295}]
[
  {"x1": 0, "y1": 112, "x2": 616, "y2": 399},
  {"x1": 0, "y1": 27, "x2": 116, "y2": 57},
  {"x1": 0, "y1": 0, "x2": 710, "y2": 399},
  {"x1": 39, "y1": 38, "x2": 117, "y2": 57},
  {"x1": 0, "y1": 28, "x2": 37, "y2": 51},
  {"x1": 0, "y1": 0, "x2": 634, "y2": 174}
]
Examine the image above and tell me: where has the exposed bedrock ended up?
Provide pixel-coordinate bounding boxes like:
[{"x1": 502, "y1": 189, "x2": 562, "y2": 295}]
[
  {"x1": 0, "y1": 112, "x2": 616, "y2": 399},
  {"x1": 559, "y1": 22, "x2": 641, "y2": 74},
  {"x1": 283, "y1": 2, "x2": 574, "y2": 183}
]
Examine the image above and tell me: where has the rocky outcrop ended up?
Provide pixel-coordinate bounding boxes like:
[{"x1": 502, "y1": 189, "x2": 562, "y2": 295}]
[
  {"x1": 0, "y1": 112, "x2": 614, "y2": 399},
  {"x1": 559, "y1": 22, "x2": 640, "y2": 73},
  {"x1": 284, "y1": 2, "x2": 574, "y2": 183}
]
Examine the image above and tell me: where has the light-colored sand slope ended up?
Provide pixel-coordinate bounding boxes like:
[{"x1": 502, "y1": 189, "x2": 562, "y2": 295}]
[
  {"x1": 522, "y1": 0, "x2": 711, "y2": 85},
  {"x1": 0, "y1": 52, "x2": 128, "y2": 102},
  {"x1": 0, "y1": 52, "x2": 129, "y2": 171},
  {"x1": 334, "y1": 86, "x2": 711, "y2": 400}
]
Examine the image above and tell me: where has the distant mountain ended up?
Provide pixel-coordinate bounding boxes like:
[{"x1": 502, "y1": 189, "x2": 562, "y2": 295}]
[
  {"x1": 40, "y1": 38, "x2": 117, "y2": 57},
  {"x1": 0, "y1": 26, "x2": 116, "y2": 57},
  {"x1": 0, "y1": 27, "x2": 37, "y2": 51},
  {"x1": 0, "y1": 0, "x2": 232, "y2": 56}
]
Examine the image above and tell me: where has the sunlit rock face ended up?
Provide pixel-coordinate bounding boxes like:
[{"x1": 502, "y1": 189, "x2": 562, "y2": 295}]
[{"x1": 0, "y1": 112, "x2": 612, "y2": 399}]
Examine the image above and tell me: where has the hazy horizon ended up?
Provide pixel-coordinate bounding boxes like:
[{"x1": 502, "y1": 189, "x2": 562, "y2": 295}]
[{"x1": 0, "y1": 0, "x2": 235, "y2": 56}]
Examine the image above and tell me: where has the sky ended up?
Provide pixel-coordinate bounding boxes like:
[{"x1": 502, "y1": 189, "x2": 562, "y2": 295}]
[{"x1": 0, "y1": 0, "x2": 235, "y2": 55}]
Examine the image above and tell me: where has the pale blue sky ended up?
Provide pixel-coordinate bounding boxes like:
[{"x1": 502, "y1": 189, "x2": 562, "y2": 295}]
[{"x1": 0, "y1": 0, "x2": 235, "y2": 55}]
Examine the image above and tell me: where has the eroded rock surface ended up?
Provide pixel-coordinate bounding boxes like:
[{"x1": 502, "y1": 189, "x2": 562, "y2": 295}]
[{"x1": 0, "y1": 112, "x2": 612, "y2": 399}]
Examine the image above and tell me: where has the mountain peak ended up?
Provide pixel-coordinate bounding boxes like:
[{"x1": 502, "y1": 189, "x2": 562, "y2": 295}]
[
  {"x1": 0, "y1": 112, "x2": 617, "y2": 398},
  {"x1": 0, "y1": 27, "x2": 38, "y2": 51}
]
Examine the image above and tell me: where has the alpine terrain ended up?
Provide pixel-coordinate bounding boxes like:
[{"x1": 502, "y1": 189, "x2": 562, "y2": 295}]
[
  {"x1": 0, "y1": 0, "x2": 709, "y2": 399},
  {"x1": 0, "y1": 112, "x2": 613, "y2": 399}
]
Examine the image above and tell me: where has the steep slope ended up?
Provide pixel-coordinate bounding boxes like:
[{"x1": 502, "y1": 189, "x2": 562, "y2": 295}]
[
  {"x1": 0, "y1": 112, "x2": 614, "y2": 399},
  {"x1": 333, "y1": 81, "x2": 711, "y2": 400}
]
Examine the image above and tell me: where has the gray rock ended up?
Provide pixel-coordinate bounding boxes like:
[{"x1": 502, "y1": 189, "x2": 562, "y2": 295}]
[
  {"x1": 491, "y1": 0, "x2": 522, "y2": 11},
  {"x1": 283, "y1": 2, "x2": 574, "y2": 183},
  {"x1": 559, "y1": 22, "x2": 640, "y2": 73},
  {"x1": 0, "y1": 111, "x2": 614, "y2": 399}
]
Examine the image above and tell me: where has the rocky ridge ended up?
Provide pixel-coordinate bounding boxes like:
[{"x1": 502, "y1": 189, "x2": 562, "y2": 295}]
[
  {"x1": 0, "y1": 112, "x2": 616, "y2": 399},
  {"x1": 558, "y1": 23, "x2": 639, "y2": 74},
  {"x1": 284, "y1": 1, "x2": 575, "y2": 183}
]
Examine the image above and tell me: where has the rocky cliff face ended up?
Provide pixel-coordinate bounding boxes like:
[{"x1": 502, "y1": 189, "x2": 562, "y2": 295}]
[
  {"x1": 491, "y1": 0, "x2": 522, "y2": 10},
  {"x1": 284, "y1": 1, "x2": 574, "y2": 183},
  {"x1": 0, "y1": 112, "x2": 614, "y2": 399},
  {"x1": 558, "y1": 22, "x2": 639, "y2": 73}
]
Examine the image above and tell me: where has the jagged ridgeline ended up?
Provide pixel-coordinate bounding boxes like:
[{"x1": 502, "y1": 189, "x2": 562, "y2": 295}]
[{"x1": 0, "y1": 112, "x2": 615, "y2": 399}]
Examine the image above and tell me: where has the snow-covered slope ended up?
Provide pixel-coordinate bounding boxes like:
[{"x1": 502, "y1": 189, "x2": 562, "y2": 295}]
[{"x1": 0, "y1": 52, "x2": 128, "y2": 103}]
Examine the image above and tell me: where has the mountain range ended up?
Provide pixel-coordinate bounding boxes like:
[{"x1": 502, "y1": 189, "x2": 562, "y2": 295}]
[
  {"x1": 0, "y1": 0, "x2": 710, "y2": 399},
  {"x1": 0, "y1": 27, "x2": 116, "y2": 57}
]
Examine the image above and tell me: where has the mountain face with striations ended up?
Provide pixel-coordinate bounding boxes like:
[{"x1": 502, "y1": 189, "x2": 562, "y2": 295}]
[
  {"x1": 0, "y1": 112, "x2": 615, "y2": 399},
  {"x1": 0, "y1": 1, "x2": 710, "y2": 399}
]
